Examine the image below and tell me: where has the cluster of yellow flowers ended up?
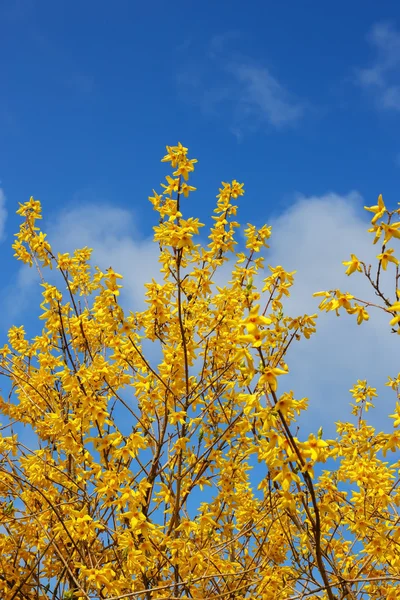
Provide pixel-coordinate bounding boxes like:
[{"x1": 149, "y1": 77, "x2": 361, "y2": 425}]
[
  {"x1": 314, "y1": 193, "x2": 400, "y2": 329},
  {"x1": 0, "y1": 145, "x2": 399, "y2": 599}
]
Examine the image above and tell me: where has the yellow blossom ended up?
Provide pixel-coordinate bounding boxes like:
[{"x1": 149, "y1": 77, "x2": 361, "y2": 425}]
[
  {"x1": 364, "y1": 193, "x2": 386, "y2": 224},
  {"x1": 376, "y1": 247, "x2": 400, "y2": 270},
  {"x1": 342, "y1": 254, "x2": 363, "y2": 276}
]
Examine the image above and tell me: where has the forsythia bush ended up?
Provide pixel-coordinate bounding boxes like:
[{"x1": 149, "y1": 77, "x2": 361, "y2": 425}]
[{"x1": 0, "y1": 144, "x2": 400, "y2": 600}]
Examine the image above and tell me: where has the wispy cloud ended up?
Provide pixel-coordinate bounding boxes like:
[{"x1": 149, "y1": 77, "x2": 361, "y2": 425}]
[
  {"x1": 178, "y1": 33, "x2": 305, "y2": 136},
  {"x1": 357, "y1": 21, "x2": 400, "y2": 111},
  {"x1": 231, "y1": 63, "x2": 304, "y2": 128},
  {"x1": 0, "y1": 188, "x2": 8, "y2": 241}
]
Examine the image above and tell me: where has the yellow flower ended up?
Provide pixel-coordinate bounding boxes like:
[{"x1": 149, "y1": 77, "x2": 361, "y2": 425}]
[
  {"x1": 161, "y1": 175, "x2": 180, "y2": 195},
  {"x1": 16, "y1": 196, "x2": 42, "y2": 218},
  {"x1": 168, "y1": 410, "x2": 187, "y2": 425},
  {"x1": 275, "y1": 393, "x2": 294, "y2": 418},
  {"x1": 230, "y1": 180, "x2": 245, "y2": 198},
  {"x1": 342, "y1": 254, "x2": 363, "y2": 276},
  {"x1": 389, "y1": 405, "x2": 400, "y2": 427},
  {"x1": 173, "y1": 158, "x2": 197, "y2": 181},
  {"x1": 364, "y1": 193, "x2": 386, "y2": 224},
  {"x1": 181, "y1": 182, "x2": 196, "y2": 197},
  {"x1": 330, "y1": 291, "x2": 354, "y2": 315},
  {"x1": 105, "y1": 268, "x2": 123, "y2": 295},
  {"x1": 381, "y1": 221, "x2": 400, "y2": 245},
  {"x1": 85, "y1": 565, "x2": 116, "y2": 589},
  {"x1": 238, "y1": 327, "x2": 268, "y2": 347},
  {"x1": 242, "y1": 304, "x2": 272, "y2": 329},
  {"x1": 368, "y1": 223, "x2": 383, "y2": 244},
  {"x1": 348, "y1": 303, "x2": 370, "y2": 325},
  {"x1": 388, "y1": 300, "x2": 400, "y2": 326},
  {"x1": 259, "y1": 366, "x2": 288, "y2": 392},
  {"x1": 376, "y1": 248, "x2": 400, "y2": 270},
  {"x1": 161, "y1": 142, "x2": 189, "y2": 166},
  {"x1": 304, "y1": 434, "x2": 328, "y2": 461}
]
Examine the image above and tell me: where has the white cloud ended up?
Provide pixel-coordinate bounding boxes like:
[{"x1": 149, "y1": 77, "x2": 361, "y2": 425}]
[
  {"x1": 3, "y1": 201, "x2": 160, "y2": 327},
  {"x1": 357, "y1": 21, "x2": 400, "y2": 111},
  {"x1": 47, "y1": 203, "x2": 160, "y2": 311},
  {"x1": 178, "y1": 34, "x2": 304, "y2": 135},
  {"x1": 265, "y1": 192, "x2": 399, "y2": 435}
]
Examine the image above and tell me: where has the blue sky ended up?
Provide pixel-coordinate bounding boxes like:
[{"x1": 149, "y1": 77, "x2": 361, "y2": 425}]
[
  {"x1": 2, "y1": 0, "x2": 400, "y2": 224},
  {"x1": 1, "y1": 0, "x2": 400, "y2": 436}
]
